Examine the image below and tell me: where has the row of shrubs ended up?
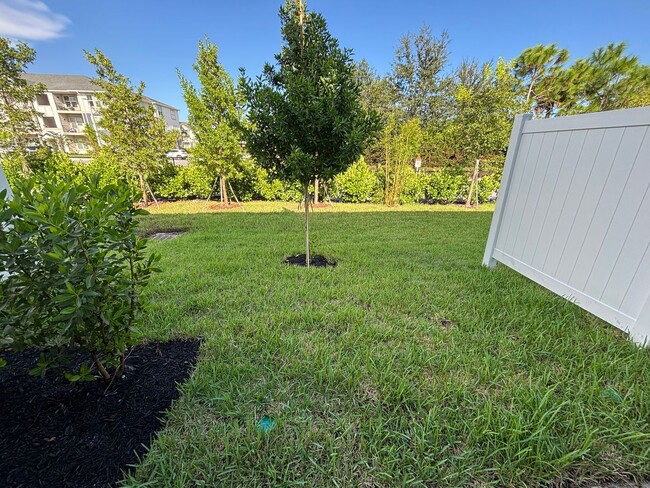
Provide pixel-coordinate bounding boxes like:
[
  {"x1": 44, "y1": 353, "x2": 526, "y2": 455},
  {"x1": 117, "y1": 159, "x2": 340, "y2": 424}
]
[{"x1": 2, "y1": 151, "x2": 502, "y2": 205}]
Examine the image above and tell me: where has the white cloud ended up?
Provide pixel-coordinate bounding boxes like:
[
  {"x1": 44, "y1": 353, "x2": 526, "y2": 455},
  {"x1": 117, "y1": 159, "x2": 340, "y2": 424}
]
[{"x1": 0, "y1": 0, "x2": 70, "y2": 41}]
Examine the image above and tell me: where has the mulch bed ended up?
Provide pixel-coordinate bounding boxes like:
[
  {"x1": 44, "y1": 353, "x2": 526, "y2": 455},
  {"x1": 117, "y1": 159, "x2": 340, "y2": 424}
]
[
  {"x1": 284, "y1": 254, "x2": 337, "y2": 267},
  {"x1": 0, "y1": 340, "x2": 200, "y2": 488}
]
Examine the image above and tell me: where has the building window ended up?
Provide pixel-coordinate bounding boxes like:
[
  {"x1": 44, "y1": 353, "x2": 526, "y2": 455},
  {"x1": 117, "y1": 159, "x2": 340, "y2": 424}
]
[
  {"x1": 157, "y1": 106, "x2": 164, "y2": 118},
  {"x1": 171, "y1": 111, "x2": 177, "y2": 120},
  {"x1": 62, "y1": 95, "x2": 78, "y2": 109},
  {"x1": 36, "y1": 94, "x2": 50, "y2": 105},
  {"x1": 86, "y1": 95, "x2": 96, "y2": 108},
  {"x1": 43, "y1": 117, "x2": 57, "y2": 128}
]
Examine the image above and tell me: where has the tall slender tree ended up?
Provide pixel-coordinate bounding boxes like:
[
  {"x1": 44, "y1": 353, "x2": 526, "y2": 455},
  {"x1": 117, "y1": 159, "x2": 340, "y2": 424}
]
[
  {"x1": 0, "y1": 38, "x2": 45, "y2": 174},
  {"x1": 85, "y1": 50, "x2": 176, "y2": 205},
  {"x1": 178, "y1": 38, "x2": 244, "y2": 204},
  {"x1": 241, "y1": 0, "x2": 379, "y2": 266}
]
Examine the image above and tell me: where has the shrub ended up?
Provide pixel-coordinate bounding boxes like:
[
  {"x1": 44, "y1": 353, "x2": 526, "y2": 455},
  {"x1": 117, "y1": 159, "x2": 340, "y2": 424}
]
[
  {"x1": 155, "y1": 163, "x2": 213, "y2": 200},
  {"x1": 1, "y1": 151, "x2": 140, "y2": 196},
  {"x1": 254, "y1": 166, "x2": 303, "y2": 202},
  {"x1": 0, "y1": 176, "x2": 159, "y2": 381},
  {"x1": 477, "y1": 171, "x2": 502, "y2": 203},
  {"x1": 332, "y1": 157, "x2": 380, "y2": 203},
  {"x1": 424, "y1": 168, "x2": 469, "y2": 204},
  {"x1": 399, "y1": 171, "x2": 428, "y2": 204}
]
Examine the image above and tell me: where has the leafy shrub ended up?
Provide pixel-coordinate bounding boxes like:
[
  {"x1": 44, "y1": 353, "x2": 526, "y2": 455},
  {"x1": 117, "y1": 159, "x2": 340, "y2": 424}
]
[
  {"x1": 1, "y1": 151, "x2": 140, "y2": 196},
  {"x1": 254, "y1": 166, "x2": 303, "y2": 202},
  {"x1": 0, "y1": 176, "x2": 159, "y2": 380},
  {"x1": 477, "y1": 171, "x2": 502, "y2": 203},
  {"x1": 155, "y1": 163, "x2": 213, "y2": 200},
  {"x1": 332, "y1": 157, "x2": 380, "y2": 203},
  {"x1": 399, "y1": 171, "x2": 428, "y2": 204},
  {"x1": 424, "y1": 168, "x2": 469, "y2": 204}
]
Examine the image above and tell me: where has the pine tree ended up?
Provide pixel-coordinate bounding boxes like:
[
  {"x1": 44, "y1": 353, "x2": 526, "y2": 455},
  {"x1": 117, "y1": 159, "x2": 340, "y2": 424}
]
[{"x1": 513, "y1": 44, "x2": 570, "y2": 117}]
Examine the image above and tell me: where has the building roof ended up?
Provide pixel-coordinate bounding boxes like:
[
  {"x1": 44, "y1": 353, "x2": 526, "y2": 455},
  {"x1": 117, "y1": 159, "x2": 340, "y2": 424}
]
[
  {"x1": 23, "y1": 73, "x2": 179, "y2": 111},
  {"x1": 23, "y1": 73, "x2": 99, "y2": 92}
]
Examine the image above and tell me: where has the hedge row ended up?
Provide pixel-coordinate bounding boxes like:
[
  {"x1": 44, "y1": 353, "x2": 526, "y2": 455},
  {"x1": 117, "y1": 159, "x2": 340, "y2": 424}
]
[{"x1": 1, "y1": 151, "x2": 501, "y2": 204}]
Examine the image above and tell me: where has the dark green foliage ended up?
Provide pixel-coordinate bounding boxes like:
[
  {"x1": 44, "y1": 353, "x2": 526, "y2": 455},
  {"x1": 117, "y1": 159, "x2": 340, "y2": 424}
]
[
  {"x1": 0, "y1": 177, "x2": 160, "y2": 380},
  {"x1": 241, "y1": 2, "x2": 380, "y2": 185},
  {"x1": 391, "y1": 26, "x2": 453, "y2": 126}
]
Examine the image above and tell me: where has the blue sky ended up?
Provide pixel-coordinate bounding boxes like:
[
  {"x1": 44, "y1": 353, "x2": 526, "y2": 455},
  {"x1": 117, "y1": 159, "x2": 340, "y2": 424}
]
[{"x1": 3, "y1": 0, "x2": 649, "y2": 120}]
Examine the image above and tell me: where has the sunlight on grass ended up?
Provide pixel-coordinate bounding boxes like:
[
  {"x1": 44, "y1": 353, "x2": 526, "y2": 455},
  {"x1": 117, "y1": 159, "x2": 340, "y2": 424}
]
[{"x1": 123, "y1": 203, "x2": 650, "y2": 487}]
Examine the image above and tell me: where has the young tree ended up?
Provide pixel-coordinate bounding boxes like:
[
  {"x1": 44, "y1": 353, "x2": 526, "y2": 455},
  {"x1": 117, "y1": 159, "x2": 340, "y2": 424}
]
[
  {"x1": 241, "y1": 0, "x2": 379, "y2": 266},
  {"x1": 0, "y1": 38, "x2": 45, "y2": 174},
  {"x1": 449, "y1": 59, "x2": 522, "y2": 205},
  {"x1": 84, "y1": 49, "x2": 176, "y2": 205},
  {"x1": 178, "y1": 38, "x2": 244, "y2": 204},
  {"x1": 382, "y1": 117, "x2": 423, "y2": 206}
]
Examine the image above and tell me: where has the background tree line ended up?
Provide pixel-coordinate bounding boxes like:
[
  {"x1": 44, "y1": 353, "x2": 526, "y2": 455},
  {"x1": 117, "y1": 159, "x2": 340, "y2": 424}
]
[{"x1": 1, "y1": 21, "x2": 649, "y2": 208}]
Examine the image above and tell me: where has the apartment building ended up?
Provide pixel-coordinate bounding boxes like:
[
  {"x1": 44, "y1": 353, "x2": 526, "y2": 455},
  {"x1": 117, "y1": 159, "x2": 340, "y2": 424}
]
[
  {"x1": 179, "y1": 122, "x2": 197, "y2": 149},
  {"x1": 22, "y1": 74, "x2": 181, "y2": 155}
]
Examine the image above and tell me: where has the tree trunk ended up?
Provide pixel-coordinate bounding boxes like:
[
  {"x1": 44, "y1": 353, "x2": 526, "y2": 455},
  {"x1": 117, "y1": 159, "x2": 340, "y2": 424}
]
[
  {"x1": 465, "y1": 159, "x2": 480, "y2": 208},
  {"x1": 303, "y1": 182, "x2": 310, "y2": 267},
  {"x1": 314, "y1": 178, "x2": 319, "y2": 204},
  {"x1": 138, "y1": 172, "x2": 148, "y2": 206},
  {"x1": 221, "y1": 174, "x2": 230, "y2": 205},
  {"x1": 91, "y1": 352, "x2": 111, "y2": 380}
]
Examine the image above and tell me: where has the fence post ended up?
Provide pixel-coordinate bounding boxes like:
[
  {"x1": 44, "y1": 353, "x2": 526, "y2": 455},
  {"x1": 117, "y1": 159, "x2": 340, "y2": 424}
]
[
  {"x1": 482, "y1": 113, "x2": 532, "y2": 268},
  {"x1": 631, "y1": 294, "x2": 650, "y2": 346}
]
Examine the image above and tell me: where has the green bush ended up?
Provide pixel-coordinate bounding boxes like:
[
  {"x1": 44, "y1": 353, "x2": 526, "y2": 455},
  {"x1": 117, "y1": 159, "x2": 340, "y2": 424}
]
[
  {"x1": 424, "y1": 169, "x2": 469, "y2": 204},
  {"x1": 254, "y1": 166, "x2": 303, "y2": 202},
  {"x1": 332, "y1": 157, "x2": 380, "y2": 203},
  {"x1": 477, "y1": 171, "x2": 502, "y2": 203},
  {"x1": 1, "y1": 151, "x2": 140, "y2": 196},
  {"x1": 155, "y1": 163, "x2": 213, "y2": 200},
  {"x1": 0, "y1": 176, "x2": 159, "y2": 381},
  {"x1": 399, "y1": 171, "x2": 428, "y2": 204}
]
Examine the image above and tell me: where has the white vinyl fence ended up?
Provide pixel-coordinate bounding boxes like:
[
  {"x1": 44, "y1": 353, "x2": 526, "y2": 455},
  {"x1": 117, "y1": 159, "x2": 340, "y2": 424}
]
[
  {"x1": 0, "y1": 163, "x2": 10, "y2": 198},
  {"x1": 483, "y1": 107, "x2": 650, "y2": 345}
]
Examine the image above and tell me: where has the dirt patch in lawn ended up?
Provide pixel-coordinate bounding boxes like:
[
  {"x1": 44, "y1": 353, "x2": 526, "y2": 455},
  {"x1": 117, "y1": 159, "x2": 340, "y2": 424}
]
[
  {"x1": 284, "y1": 254, "x2": 337, "y2": 267},
  {"x1": 208, "y1": 203, "x2": 243, "y2": 210},
  {"x1": 0, "y1": 340, "x2": 200, "y2": 488}
]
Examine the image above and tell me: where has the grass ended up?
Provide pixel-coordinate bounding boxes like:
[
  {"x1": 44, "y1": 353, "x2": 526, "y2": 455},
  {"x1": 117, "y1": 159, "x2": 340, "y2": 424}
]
[{"x1": 123, "y1": 201, "x2": 649, "y2": 487}]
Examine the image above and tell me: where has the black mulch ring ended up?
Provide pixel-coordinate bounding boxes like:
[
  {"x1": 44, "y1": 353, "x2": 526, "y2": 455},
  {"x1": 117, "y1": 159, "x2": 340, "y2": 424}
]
[
  {"x1": 0, "y1": 340, "x2": 200, "y2": 488},
  {"x1": 284, "y1": 254, "x2": 337, "y2": 267}
]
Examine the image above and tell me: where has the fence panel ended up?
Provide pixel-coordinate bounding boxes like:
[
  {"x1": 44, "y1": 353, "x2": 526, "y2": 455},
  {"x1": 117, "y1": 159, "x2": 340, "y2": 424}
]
[{"x1": 483, "y1": 107, "x2": 650, "y2": 345}]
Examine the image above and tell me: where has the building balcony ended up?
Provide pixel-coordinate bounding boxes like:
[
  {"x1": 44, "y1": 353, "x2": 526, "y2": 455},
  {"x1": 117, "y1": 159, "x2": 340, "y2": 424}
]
[{"x1": 61, "y1": 124, "x2": 86, "y2": 134}]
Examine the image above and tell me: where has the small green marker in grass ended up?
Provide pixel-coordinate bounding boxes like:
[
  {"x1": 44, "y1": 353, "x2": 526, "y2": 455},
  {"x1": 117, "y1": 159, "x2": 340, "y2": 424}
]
[{"x1": 257, "y1": 416, "x2": 276, "y2": 432}]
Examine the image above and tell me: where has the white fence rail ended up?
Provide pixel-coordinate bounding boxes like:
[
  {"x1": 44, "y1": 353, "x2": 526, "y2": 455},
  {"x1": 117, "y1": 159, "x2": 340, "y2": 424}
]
[{"x1": 483, "y1": 107, "x2": 650, "y2": 345}]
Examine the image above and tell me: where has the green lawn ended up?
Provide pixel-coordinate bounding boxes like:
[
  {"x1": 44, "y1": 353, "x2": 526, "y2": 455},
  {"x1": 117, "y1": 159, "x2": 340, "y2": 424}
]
[{"x1": 123, "y1": 201, "x2": 649, "y2": 487}]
